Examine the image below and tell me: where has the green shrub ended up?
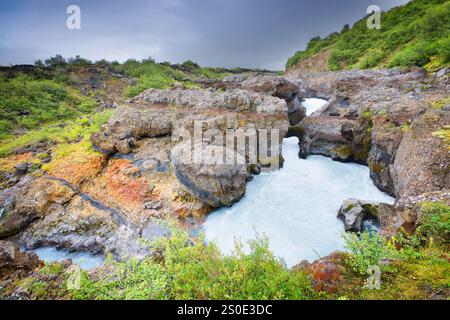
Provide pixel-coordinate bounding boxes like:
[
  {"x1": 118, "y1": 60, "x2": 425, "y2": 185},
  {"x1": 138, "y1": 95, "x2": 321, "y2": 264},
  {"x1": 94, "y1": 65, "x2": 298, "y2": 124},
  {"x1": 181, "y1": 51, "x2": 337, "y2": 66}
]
[
  {"x1": 72, "y1": 258, "x2": 169, "y2": 300},
  {"x1": 328, "y1": 49, "x2": 357, "y2": 70},
  {"x1": 358, "y1": 48, "x2": 386, "y2": 69},
  {"x1": 389, "y1": 41, "x2": 435, "y2": 67},
  {"x1": 0, "y1": 73, "x2": 96, "y2": 137},
  {"x1": 436, "y1": 35, "x2": 450, "y2": 63},
  {"x1": 416, "y1": 202, "x2": 450, "y2": 244},
  {"x1": 343, "y1": 231, "x2": 395, "y2": 275}
]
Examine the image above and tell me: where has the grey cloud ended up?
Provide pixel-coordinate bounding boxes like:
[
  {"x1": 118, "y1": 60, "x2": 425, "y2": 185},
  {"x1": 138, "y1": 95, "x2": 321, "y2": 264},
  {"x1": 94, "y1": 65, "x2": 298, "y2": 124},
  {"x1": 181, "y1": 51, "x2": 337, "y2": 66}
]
[{"x1": 0, "y1": 0, "x2": 410, "y2": 69}]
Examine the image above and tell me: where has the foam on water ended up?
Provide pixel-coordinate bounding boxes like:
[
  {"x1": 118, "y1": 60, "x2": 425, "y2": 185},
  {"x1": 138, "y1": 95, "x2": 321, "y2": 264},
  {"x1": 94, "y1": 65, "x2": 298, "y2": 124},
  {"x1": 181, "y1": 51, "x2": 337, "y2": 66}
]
[
  {"x1": 203, "y1": 137, "x2": 395, "y2": 267},
  {"x1": 302, "y1": 98, "x2": 327, "y2": 115},
  {"x1": 29, "y1": 247, "x2": 105, "y2": 270}
]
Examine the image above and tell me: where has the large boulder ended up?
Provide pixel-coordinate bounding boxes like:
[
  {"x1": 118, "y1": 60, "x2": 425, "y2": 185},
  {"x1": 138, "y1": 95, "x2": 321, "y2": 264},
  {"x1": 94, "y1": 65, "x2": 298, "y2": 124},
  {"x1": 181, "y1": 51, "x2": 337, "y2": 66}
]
[
  {"x1": 171, "y1": 141, "x2": 248, "y2": 208},
  {"x1": 367, "y1": 117, "x2": 404, "y2": 197},
  {"x1": 287, "y1": 98, "x2": 307, "y2": 126},
  {"x1": 293, "y1": 116, "x2": 371, "y2": 163},
  {"x1": 0, "y1": 176, "x2": 76, "y2": 238},
  {"x1": 91, "y1": 106, "x2": 173, "y2": 154}
]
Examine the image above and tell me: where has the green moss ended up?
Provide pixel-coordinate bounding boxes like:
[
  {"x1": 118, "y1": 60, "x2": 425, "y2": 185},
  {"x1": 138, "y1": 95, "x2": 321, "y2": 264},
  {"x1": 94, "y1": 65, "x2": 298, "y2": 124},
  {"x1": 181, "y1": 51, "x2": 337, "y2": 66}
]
[
  {"x1": 431, "y1": 97, "x2": 450, "y2": 110},
  {"x1": 401, "y1": 124, "x2": 411, "y2": 133},
  {"x1": 333, "y1": 145, "x2": 354, "y2": 159},
  {"x1": 369, "y1": 159, "x2": 384, "y2": 175},
  {"x1": 344, "y1": 204, "x2": 356, "y2": 212},
  {"x1": 432, "y1": 125, "x2": 450, "y2": 146},
  {"x1": 362, "y1": 111, "x2": 374, "y2": 121}
]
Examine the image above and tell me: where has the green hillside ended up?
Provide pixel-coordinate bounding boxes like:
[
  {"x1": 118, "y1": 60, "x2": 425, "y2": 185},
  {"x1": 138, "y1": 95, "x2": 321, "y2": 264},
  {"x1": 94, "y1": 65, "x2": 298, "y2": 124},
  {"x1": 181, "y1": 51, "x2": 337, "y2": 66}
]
[{"x1": 286, "y1": 0, "x2": 450, "y2": 71}]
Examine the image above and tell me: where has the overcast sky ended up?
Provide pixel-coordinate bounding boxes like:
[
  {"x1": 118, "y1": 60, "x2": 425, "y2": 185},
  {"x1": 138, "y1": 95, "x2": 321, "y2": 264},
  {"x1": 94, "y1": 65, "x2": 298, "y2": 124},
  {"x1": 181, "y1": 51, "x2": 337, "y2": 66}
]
[{"x1": 0, "y1": 0, "x2": 410, "y2": 70}]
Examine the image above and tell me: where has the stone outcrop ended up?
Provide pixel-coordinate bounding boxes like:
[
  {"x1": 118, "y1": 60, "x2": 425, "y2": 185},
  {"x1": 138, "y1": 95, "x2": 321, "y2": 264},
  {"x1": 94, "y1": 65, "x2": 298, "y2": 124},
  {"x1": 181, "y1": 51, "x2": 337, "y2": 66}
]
[
  {"x1": 0, "y1": 176, "x2": 76, "y2": 238},
  {"x1": 337, "y1": 199, "x2": 396, "y2": 234},
  {"x1": 171, "y1": 141, "x2": 248, "y2": 207},
  {"x1": 293, "y1": 115, "x2": 371, "y2": 163},
  {"x1": 0, "y1": 176, "x2": 143, "y2": 260},
  {"x1": 391, "y1": 108, "x2": 449, "y2": 199},
  {"x1": 92, "y1": 88, "x2": 289, "y2": 155},
  {"x1": 0, "y1": 241, "x2": 43, "y2": 290},
  {"x1": 204, "y1": 73, "x2": 305, "y2": 125},
  {"x1": 212, "y1": 72, "x2": 299, "y2": 101},
  {"x1": 393, "y1": 190, "x2": 450, "y2": 235},
  {"x1": 367, "y1": 117, "x2": 404, "y2": 196}
]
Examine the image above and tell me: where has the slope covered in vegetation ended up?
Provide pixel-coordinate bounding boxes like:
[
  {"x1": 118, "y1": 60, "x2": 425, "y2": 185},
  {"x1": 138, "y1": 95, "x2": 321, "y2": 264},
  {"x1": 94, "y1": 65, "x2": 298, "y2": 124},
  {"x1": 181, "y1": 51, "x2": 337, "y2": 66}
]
[
  {"x1": 0, "y1": 57, "x2": 243, "y2": 157},
  {"x1": 286, "y1": 0, "x2": 450, "y2": 71}
]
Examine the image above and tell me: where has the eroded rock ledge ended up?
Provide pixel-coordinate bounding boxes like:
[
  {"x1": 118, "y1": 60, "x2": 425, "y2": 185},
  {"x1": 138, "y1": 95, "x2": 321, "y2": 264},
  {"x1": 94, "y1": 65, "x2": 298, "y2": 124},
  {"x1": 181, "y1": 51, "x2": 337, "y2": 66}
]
[{"x1": 288, "y1": 67, "x2": 449, "y2": 234}]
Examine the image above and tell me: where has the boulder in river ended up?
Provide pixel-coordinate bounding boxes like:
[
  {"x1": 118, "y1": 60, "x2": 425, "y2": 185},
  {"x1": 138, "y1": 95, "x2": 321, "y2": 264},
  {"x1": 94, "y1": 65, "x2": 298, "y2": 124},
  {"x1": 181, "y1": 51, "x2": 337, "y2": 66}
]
[
  {"x1": 337, "y1": 198, "x2": 395, "y2": 233},
  {"x1": 171, "y1": 140, "x2": 248, "y2": 208}
]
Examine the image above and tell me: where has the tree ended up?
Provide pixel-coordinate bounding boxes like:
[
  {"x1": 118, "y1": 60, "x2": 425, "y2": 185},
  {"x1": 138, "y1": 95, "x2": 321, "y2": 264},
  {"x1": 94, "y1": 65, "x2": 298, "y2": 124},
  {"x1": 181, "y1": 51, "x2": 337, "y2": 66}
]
[
  {"x1": 44, "y1": 55, "x2": 67, "y2": 68},
  {"x1": 34, "y1": 60, "x2": 45, "y2": 68}
]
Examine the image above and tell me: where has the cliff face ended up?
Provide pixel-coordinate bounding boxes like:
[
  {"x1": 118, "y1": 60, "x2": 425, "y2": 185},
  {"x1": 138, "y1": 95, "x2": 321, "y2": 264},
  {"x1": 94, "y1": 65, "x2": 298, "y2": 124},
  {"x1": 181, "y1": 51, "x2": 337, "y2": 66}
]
[{"x1": 286, "y1": 67, "x2": 449, "y2": 235}]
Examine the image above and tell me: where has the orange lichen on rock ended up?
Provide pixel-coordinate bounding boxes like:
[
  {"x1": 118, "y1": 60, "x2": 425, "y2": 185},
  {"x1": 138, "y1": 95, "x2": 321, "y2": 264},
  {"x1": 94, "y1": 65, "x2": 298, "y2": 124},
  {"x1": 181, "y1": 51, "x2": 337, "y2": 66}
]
[
  {"x1": 45, "y1": 153, "x2": 106, "y2": 187},
  {"x1": 80, "y1": 159, "x2": 156, "y2": 222},
  {"x1": 103, "y1": 159, "x2": 152, "y2": 204}
]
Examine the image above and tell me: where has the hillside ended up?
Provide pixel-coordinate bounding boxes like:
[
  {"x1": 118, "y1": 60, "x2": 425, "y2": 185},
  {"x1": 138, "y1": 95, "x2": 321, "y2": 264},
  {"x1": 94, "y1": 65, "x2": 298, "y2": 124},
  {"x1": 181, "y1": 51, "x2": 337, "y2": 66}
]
[
  {"x1": 0, "y1": 58, "x2": 270, "y2": 156},
  {"x1": 286, "y1": 0, "x2": 450, "y2": 72}
]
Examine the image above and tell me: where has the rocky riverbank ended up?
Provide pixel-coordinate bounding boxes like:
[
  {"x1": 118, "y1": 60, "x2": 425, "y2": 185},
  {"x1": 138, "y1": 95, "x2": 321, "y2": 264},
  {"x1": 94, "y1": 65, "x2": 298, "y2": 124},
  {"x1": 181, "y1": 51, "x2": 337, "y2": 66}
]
[{"x1": 0, "y1": 64, "x2": 448, "y2": 299}]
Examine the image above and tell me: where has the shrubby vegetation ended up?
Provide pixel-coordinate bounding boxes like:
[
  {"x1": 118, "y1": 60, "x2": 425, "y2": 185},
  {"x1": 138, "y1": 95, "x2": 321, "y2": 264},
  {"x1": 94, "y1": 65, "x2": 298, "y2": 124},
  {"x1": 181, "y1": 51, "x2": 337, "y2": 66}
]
[
  {"x1": 71, "y1": 230, "x2": 316, "y2": 300},
  {"x1": 343, "y1": 231, "x2": 396, "y2": 276},
  {"x1": 115, "y1": 58, "x2": 231, "y2": 97},
  {"x1": 286, "y1": 0, "x2": 450, "y2": 70},
  {"x1": 0, "y1": 55, "x2": 235, "y2": 156},
  {"x1": 0, "y1": 74, "x2": 95, "y2": 139}
]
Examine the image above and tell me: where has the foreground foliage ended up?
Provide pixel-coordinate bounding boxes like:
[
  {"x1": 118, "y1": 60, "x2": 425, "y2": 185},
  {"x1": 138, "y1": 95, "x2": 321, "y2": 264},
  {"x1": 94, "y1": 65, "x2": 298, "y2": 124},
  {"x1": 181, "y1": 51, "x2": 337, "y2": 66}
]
[
  {"x1": 8, "y1": 202, "x2": 449, "y2": 300},
  {"x1": 71, "y1": 231, "x2": 316, "y2": 300}
]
